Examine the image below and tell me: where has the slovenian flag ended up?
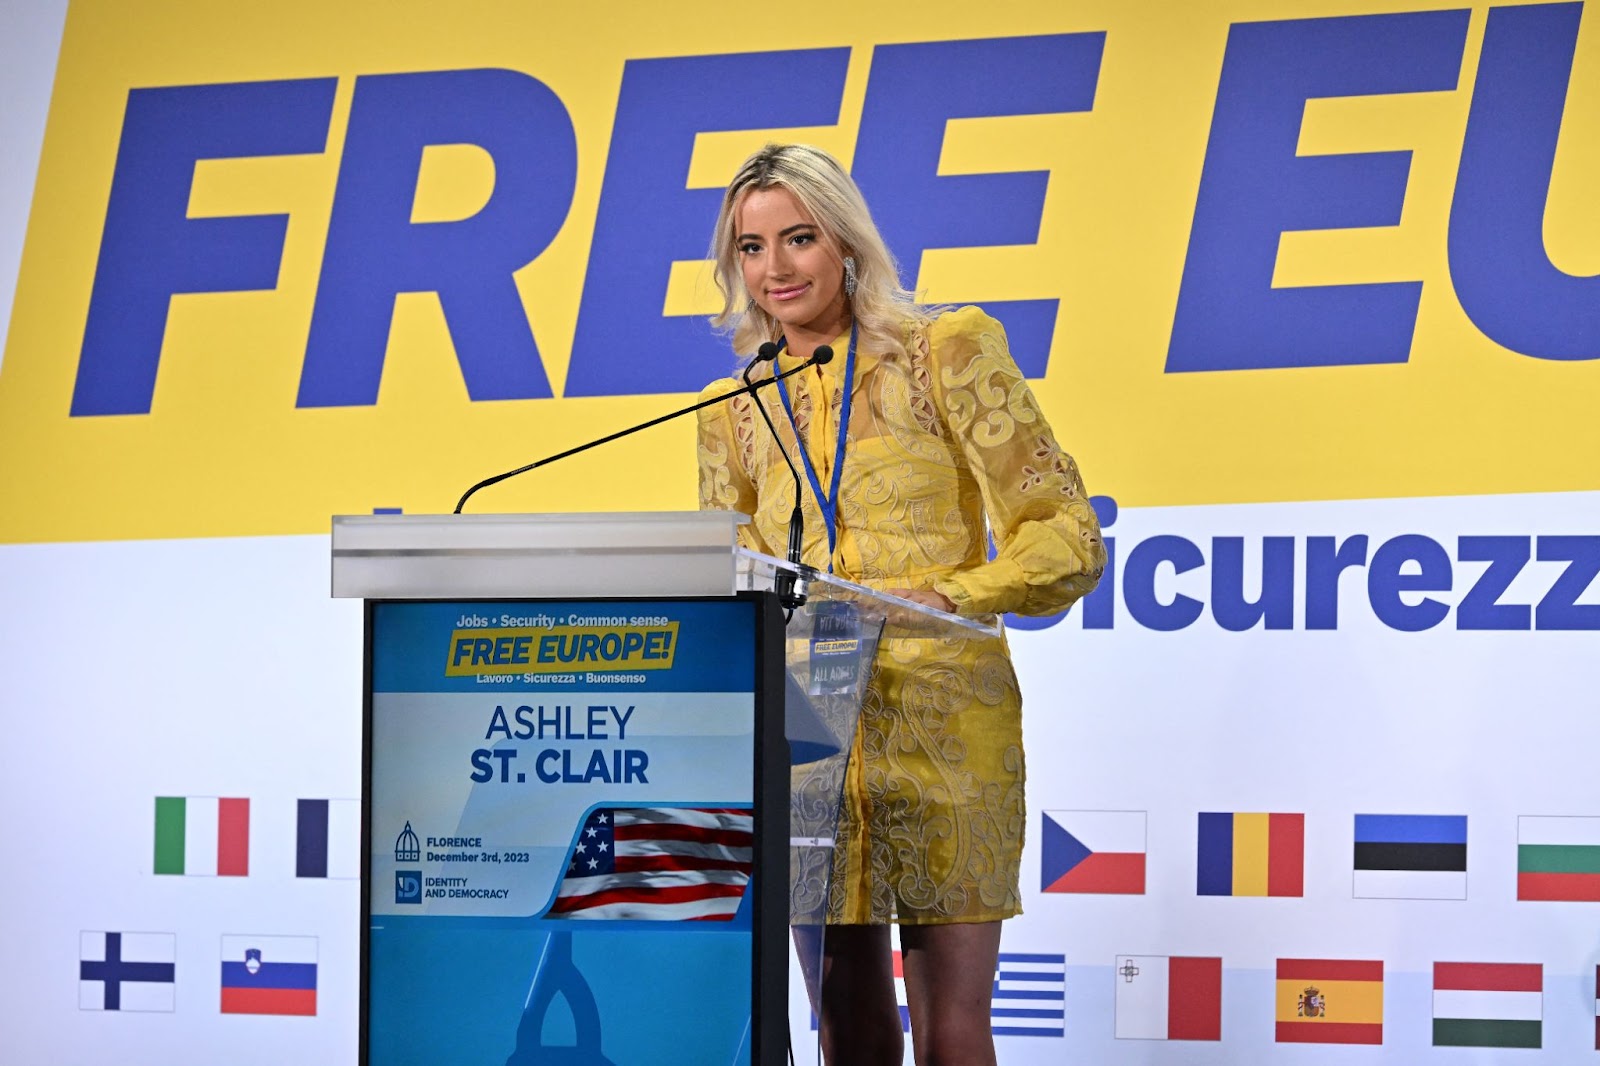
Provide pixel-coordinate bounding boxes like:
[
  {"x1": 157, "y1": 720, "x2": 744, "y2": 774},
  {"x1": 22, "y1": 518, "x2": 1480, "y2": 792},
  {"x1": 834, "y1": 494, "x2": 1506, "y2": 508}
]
[
  {"x1": 1517, "y1": 815, "x2": 1600, "y2": 901},
  {"x1": 1040, "y1": 810, "x2": 1146, "y2": 894},
  {"x1": 1352, "y1": 813, "x2": 1466, "y2": 899},
  {"x1": 1432, "y1": 962, "x2": 1541, "y2": 1048},
  {"x1": 220, "y1": 934, "x2": 318, "y2": 1016},
  {"x1": 1196, "y1": 812, "x2": 1303, "y2": 896},
  {"x1": 295, "y1": 798, "x2": 361, "y2": 879},
  {"x1": 1114, "y1": 955, "x2": 1222, "y2": 1041},
  {"x1": 1275, "y1": 958, "x2": 1383, "y2": 1045},
  {"x1": 153, "y1": 796, "x2": 249, "y2": 876}
]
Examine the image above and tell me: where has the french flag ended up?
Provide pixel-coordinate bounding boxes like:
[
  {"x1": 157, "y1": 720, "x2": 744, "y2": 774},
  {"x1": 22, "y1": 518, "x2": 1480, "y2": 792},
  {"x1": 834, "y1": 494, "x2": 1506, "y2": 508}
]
[{"x1": 1041, "y1": 810, "x2": 1146, "y2": 894}]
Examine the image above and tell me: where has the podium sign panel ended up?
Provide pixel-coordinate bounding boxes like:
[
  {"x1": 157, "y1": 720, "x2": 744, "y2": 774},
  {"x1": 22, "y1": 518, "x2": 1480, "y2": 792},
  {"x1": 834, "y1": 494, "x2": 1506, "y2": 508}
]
[
  {"x1": 338, "y1": 513, "x2": 981, "y2": 1066},
  {"x1": 364, "y1": 594, "x2": 784, "y2": 1065}
]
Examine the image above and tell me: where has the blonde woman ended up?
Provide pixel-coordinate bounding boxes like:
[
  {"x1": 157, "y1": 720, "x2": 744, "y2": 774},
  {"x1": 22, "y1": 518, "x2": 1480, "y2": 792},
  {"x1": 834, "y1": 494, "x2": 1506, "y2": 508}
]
[{"x1": 696, "y1": 143, "x2": 1105, "y2": 1066}]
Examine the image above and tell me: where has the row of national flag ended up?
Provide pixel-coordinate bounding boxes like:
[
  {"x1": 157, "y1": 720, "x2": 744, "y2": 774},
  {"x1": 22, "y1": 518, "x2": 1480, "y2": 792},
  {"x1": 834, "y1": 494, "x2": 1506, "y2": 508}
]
[
  {"x1": 1041, "y1": 810, "x2": 1600, "y2": 900},
  {"x1": 861, "y1": 952, "x2": 1600, "y2": 1049},
  {"x1": 1133, "y1": 957, "x2": 1577, "y2": 1048},
  {"x1": 152, "y1": 797, "x2": 360, "y2": 878},
  {"x1": 79, "y1": 932, "x2": 318, "y2": 1016},
  {"x1": 86, "y1": 930, "x2": 1592, "y2": 1050}
]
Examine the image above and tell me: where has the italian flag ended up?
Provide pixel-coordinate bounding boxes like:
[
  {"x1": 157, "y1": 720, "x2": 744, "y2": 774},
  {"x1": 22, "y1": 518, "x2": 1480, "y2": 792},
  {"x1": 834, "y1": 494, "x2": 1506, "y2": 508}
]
[
  {"x1": 1517, "y1": 815, "x2": 1600, "y2": 901},
  {"x1": 1432, "y1": 962, "x2": 1541, "y2": 1048},
  {"x1": 153, "y1": 796, "x2": 249, "y2": 876}
]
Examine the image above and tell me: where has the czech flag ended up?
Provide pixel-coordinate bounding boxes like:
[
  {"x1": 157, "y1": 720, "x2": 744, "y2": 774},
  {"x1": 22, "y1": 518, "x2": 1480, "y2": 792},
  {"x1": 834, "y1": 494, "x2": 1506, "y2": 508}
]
[{"x1": 1041, "y1": 810, "x2": 1146, "y2": 894}]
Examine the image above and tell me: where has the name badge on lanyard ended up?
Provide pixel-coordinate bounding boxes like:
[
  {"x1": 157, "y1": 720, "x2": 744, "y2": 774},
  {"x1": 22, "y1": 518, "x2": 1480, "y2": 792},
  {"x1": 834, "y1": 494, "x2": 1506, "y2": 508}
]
[{"x1": 774, "y1": 320, "x2": 858, "y2": 574}]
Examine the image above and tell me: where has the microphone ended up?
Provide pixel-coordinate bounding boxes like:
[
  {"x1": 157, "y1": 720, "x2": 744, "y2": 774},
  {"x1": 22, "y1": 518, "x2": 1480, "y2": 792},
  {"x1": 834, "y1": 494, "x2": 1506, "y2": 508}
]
[
  {"x1": 742, "y1": 343, "x2": 833, "y2": 611},
  {"x1": 452, "y1": 346, "x2": 832, "y2": 514}
]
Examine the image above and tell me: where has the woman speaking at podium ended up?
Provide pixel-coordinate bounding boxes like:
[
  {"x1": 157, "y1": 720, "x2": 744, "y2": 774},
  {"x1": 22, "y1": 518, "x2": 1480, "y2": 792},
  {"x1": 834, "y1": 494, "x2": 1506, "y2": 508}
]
[{"x1": 695, "y1": 143, "x2": 1105, "y2": 1065}]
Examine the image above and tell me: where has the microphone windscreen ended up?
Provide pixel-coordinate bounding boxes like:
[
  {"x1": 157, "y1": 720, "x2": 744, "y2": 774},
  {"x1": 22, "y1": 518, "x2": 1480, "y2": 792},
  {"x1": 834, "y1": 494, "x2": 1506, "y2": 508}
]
[
  {"x1": 757, "y1": 342, "x2": 781, "y2": 361},
  {"x1": 811, "y1": 345, "x2": 835, "y2": 365}
]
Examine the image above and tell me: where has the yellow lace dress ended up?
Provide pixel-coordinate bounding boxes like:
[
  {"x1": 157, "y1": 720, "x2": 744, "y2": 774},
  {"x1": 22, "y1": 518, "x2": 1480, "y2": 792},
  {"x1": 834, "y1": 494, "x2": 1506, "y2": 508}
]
[{"x1": 696, "y1": 306, "x2": 1105, "y2": 924}]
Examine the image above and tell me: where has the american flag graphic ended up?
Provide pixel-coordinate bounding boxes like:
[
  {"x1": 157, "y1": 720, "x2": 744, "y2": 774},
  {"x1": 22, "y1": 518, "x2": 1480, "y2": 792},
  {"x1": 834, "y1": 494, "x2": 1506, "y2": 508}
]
[{"x1": 544, "y1": 806, "x2": 754, "y2": 921}]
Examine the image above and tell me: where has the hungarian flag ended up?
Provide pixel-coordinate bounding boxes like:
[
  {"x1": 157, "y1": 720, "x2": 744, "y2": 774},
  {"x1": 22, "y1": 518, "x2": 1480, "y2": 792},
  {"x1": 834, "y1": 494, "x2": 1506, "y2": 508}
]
[
  {"x1": 1275, "y1": 958, "x2": 1383, "y2": 1044},
  {"x1": 153, "y1": 796, "x2": 249, "y2": 876},
  {"x1": 1114, "y1": 955, "x2": 1222, "y2": 1040},
  {"x1": 1432, "y1": 962, "x2": 1541, "y2": 1048}
]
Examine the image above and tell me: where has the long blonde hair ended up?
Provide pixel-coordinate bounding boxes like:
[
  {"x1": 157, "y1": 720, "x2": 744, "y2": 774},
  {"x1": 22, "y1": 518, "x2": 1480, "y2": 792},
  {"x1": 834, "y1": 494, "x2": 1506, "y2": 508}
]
[{"x1": 710, "y1": 144, "x2": 929, "y2": 362}]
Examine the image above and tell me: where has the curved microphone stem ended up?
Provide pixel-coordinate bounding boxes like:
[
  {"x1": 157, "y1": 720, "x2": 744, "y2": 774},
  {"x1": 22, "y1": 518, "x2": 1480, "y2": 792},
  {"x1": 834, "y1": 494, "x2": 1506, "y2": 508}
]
[
  {"x1": 743, "y1": 345, "x2": 812, "y2": 611},
  {"x1": 453, "y1": 352, "x2": 828, "y2": 514}
]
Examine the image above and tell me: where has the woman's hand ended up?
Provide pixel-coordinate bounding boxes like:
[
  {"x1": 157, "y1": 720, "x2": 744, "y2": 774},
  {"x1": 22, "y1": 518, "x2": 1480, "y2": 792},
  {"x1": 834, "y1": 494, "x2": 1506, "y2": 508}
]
[{"x1": 884, "y1": 587, "x2": 957, "y2": 614}]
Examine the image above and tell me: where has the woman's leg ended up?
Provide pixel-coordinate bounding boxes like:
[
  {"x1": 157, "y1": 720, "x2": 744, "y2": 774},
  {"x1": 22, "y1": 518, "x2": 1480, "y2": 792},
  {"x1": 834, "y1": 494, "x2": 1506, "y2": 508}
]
[
  {"x1": 817, "y1": 923, "x2": 904, "y2": 1066},
  {"x1": 899, "y1": 920, "x2": 1003, "y2": 1066}
]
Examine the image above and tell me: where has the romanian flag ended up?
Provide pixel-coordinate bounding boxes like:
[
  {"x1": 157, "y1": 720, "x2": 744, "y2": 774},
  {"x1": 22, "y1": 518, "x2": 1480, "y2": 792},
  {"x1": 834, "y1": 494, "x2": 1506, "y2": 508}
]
[
  {"x1": 1196, "y1": 812, "x2": 1303, "y2": 896},
  {"x1": 1275, "y1": 958, "x2": 1383, "y2": 1044},
  {"x1": 1517, "y1": 815, "x2": 1600, "y2": 901}
]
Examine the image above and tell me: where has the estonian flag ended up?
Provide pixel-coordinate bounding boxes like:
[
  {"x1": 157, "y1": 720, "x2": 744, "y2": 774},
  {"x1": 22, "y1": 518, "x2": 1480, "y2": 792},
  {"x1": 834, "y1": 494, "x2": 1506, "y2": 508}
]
[{"x1": 1352, "y1": 813, "x2": 1466, "y2": 899}]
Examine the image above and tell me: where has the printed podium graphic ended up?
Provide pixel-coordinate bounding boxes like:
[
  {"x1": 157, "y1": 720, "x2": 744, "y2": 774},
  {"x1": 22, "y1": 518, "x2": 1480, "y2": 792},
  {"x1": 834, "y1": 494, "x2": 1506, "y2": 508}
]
[{"x1": 366, "y1": 598, "x2": 767, "y2": 1065}]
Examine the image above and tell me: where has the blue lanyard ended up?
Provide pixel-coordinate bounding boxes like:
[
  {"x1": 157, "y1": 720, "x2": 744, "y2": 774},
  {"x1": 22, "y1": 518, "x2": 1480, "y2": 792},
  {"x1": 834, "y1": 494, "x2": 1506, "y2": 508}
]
[{"x1": 773, "y1": 321, "x2": 857, "y2": 572}]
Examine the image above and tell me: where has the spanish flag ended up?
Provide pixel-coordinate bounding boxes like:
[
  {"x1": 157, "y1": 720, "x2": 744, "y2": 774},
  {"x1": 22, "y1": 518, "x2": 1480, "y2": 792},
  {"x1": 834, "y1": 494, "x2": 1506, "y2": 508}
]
[{"x1": 1275, "y1": 958, "x2": 1383, "y2": 1044}]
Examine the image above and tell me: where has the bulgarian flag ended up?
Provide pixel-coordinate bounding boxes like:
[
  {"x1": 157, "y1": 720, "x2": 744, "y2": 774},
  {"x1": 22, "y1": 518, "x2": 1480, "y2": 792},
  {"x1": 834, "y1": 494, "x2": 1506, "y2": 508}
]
[
  {"x1": 1432, "y1": 962, "x2": 1541, "y2": 1049},
  {"x1": 153, "y1": 796, "x2": 249, "y2": 876},
  {"x1": 1517, "y1": 815, "x2": 1600, "y2": 901}
]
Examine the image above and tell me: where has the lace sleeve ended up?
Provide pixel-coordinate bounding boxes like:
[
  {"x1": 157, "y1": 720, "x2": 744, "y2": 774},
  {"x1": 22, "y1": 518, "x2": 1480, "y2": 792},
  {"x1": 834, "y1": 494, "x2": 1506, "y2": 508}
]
[
  {"x1": 695, "y1": 378, "x2": 772, "y2": 555},
  {"x1": 924, "y1": 308, "x2": 1106, "y2": 616}
]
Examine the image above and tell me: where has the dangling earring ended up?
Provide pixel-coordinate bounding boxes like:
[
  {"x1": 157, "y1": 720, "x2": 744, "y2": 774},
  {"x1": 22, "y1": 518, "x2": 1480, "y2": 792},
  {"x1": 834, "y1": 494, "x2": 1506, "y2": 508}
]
[{"x1": 843, "y1": 256, "x2": 858, "y2": 297}]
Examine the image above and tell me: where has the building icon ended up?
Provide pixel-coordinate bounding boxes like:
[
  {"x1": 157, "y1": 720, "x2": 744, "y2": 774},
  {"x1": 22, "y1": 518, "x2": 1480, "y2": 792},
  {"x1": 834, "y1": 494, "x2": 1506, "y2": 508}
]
[{"x1": 394, "y1": 821, "x2": 420, "y2": 863}]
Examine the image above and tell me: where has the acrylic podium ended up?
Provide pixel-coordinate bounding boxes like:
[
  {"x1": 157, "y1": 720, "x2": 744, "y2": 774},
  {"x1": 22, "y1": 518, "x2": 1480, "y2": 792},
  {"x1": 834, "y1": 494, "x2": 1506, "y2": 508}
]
[{"x1": 331, "y1": 512, "x2": 999, "y2": 1066}]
